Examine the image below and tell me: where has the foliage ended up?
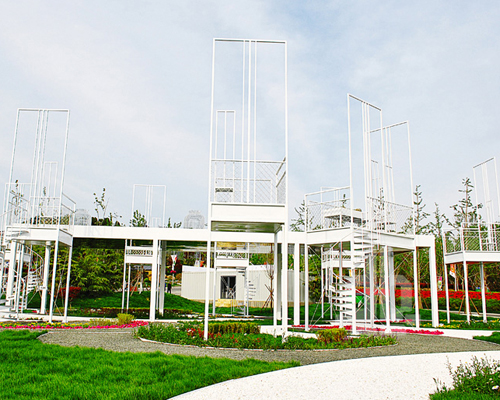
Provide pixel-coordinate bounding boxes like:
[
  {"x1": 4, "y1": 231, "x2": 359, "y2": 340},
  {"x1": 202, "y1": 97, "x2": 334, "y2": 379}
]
[
  {"x1": 290, "y1": 200, "x2": 306, "y2": 232},
  {"x1": 70, "y1": 248, "x2": 124, "y2": 296},
  {"x1": 117, "y1": 313, "x2": 135, "y2": 324},
  {"x1": 448, "y1": 177, "x2": 482, "y2": 229},
  {"x1": 317, "y1": 328, "x2": 347, "y2": 343},
  {"x1": 88, "y1": 318, "x2": 118, "y2": 327},
  {"x1": 166, "y1": 217, "x2": 182, "y2": 228},
  {"x1": 0, "y1": 329, "x2": 297, "y2": 399},
  {"x1": 57, "y1": 287, "x2": 81, "y2": 303},
  {"x1": 432, "y1": 356, "x2": 500, "y2": 398},
  {"x1": 474, "y1": 331, "x2": 500, "y2": 344},
  {"x1": 208, "y1": 322, "x2": 260, "y2": 335},
  {"x1": 137, "y1": 322, "x2": 397, "y2": 350},
  {"x1": 92, "y1": 188, "x2": 121, "y2": 226},
  {"x1": 130, "y1": 210, "x2": 147, "y2": 227}
]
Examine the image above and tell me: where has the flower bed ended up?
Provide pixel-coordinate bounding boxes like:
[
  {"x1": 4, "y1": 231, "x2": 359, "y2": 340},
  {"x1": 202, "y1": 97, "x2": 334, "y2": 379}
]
[
  {"x1": 292, "y1": 325, "x2": 443, "y2": 335},
  {"x1": 422, "y1": 319, "x2": 500, "y2": 330},
  {"x1": 137, "y1": 322, "x2": 397, "y2": 350},
  {"x1": 0, "y1": 320, "x2": 148, "y2": 330}
]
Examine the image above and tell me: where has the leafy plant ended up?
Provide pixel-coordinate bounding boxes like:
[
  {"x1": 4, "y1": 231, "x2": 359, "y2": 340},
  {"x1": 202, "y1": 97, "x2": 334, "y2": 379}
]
[
  {"x1": 317, "y1": 328, "x2": 347, "y2": 344},
  {"x1": 432, "y1": 356, "x2": 500, "y2": 398},
  {"x1": 117, "y1": 313, "x2": 134, "y2": 325}
]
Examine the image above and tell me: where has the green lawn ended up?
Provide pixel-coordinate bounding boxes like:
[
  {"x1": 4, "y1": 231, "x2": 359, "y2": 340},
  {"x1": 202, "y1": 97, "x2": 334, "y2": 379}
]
[{"x1": 0, "y1": 330, "x2": 298, "y2": 399}]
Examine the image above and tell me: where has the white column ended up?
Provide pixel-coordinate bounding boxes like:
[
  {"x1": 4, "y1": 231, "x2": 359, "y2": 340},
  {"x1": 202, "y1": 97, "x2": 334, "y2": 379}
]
[
  {"x1": 412, "y1": 248, "x2": 420, "y2": 328},
  {"x1": 429, "y1": 241, "x2": 439, "y2": 327},
  {"x1": 293, "y1": 242, "x2": 300, "y2": 326},
  {"x1": 48, "y1": 239, "x2": 60, "y2": 323},
  {"x1": 6, "y1": 241, "x2": 17, "y2": 306},
  {"x1": 149, "y1": 239, "x2": 159, "y2": 322},
  {"x1": 203, "y1": 239, "x2": 211, "y2": 340},
  {"x1": 276, "y1": 245, "x2": 282, "y2": 322},
  {"x1": 273, "y1": 233, "x2": 278, "y2": 327},
  {"x1": 383, "y1": 245, "x2": 391, "y2": 332},
  {"x1": 126, "y1": 264, "x2": 131, "y2": 311},
  {"x1": 463, "y1": 259, "x2": 470, "y2": 323},
  {"x1": 305, "y1": 243, "x2": 309, "y2": 331},
  {"x1": 444, "y1": 262, "x2": 450, "y2": 324},
  {"x1": 15, "y1": 243, "x2": 24, "y2": 319},
  {"x1": 159, "y1": 247, "x2": 166, "y2": 316},
  {"x1": 40, "y1": 242, "x2": 51, "y2": 314},
  {"x1": 369, "y1": 254, "x2": 374, "y2": 327},
  {"x1": 281, "y1": 235, "x2": 288, "y2": 333},
  {"x1": 121, "y1": 240, "x2": 128, "y2": 311},
  {"x1": 480, "y1": 262, "x2": 487, "y2": 323},
  {"x1": 388, "y1": 247, "x2": 396, "y2": 321},
  {"x1": 63, "y1": 246, "x2": 73, "y2": 323}
]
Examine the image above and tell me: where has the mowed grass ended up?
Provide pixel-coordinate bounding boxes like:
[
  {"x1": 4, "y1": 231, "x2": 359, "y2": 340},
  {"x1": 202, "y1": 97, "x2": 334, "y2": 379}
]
[{"x1": 0, "y1": 330, "x2": 299, "y2": 399}]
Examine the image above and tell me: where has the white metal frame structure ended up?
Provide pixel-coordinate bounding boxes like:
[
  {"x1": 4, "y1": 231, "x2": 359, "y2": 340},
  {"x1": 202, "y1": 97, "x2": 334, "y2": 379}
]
[
  {"x1": 0, "y1": 109, "x2": 75, "y2": 322},
  {"x1": 204, "y1": 38, "x2": 289, "y2": 339},
  {"x1": 442, "y1": 157, "x2": 500, "y2": 323},
  {"x1": 130, "y1": 184, "x2": 167, "y2": 228},
  {"x1": 304, "y1": 95, "x2": 439, "y2": 333}
]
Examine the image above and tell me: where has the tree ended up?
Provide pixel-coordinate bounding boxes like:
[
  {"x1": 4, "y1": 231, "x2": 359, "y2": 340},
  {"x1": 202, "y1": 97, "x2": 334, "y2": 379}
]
[
  {"x1": 130, "y1": 210, "x2": 147, "y2": 227},
  {"x1": 166, "y1": 217, "x2": 182, "y2": 228},
  {"x1": 449, "y1": 177, "x2": 481, "y2": 228},
  {"x1": 70, "y1": 248, "x2": 124, "y2": 296},
  {"x1": 92, "y1": 188, "x2": 122, "y2": 226},
  {"x1": 290, "y1": 201, "x2": 306, "y2": 232}
]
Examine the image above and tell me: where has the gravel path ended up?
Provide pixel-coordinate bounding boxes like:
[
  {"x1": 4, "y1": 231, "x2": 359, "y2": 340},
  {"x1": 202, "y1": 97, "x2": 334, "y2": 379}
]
[{"x1": 38, "y1": 328, "x2": 500, "y2": 365}]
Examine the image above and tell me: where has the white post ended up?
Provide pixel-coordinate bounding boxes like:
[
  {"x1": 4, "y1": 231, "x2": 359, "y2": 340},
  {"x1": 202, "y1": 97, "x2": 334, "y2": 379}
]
[
  {"x1": 388, "y1": 247, "x2": 396, "y2": 321},
  {"x1": 149, "y1": 239, "x2": 159, "y2": 322},
  {"x1": 48, "y1": 239, "x2": 60, "y2": 323},
  {"x1": 203, "y1": 239, "x2": 211, "y2": 340},
  {"x1": 126, "y1": 264, "x2": 131, "y2": 311},
  {"x1": 305, "y1": 243, "x2": 309, "y2": 331},
  {"x1": 293, "y1": 242, "x2": 300, "y2": 326},
  {"x1": 281, "y1": 235, "x2": 288, "y2": 333},
  {"x1": 413, "y1": 247, "x2": 420, "y2": 328},
  {"x1": 6, "y1": 241, "x2": 17, "y2": 306},
  {"x1": 273, "y1": 233, "x2": 278, "y2": 327},
  {"x1": 15, "y1": 243, "x2": 24, "y2": 320},
  {"x1": 159, "y1": 247, "x2": 166, "y2": 316},
  {"x1": 63, "y1": 246, "x2": 73, "y2": 323},
  {"x1": 429, "y1": 241, "x2": 439, "y2": 327},
  {"x1": 40, "y1": 242, "x2": 51, "y2": 314},
  {"x1": 369, "y1": 253, "x2": 374, "y2": 327},
  {"x1": 383, "y1": 245, "x2": 391, "y2": 332},
  {"x1": 480, "y1": 262, "x2": 487, "y2": 323},
  {"x1": 463, "y1": 259, "x2": 470, "y2": 323},
  {"x1": 121, "y1": 240, "x2": 128, "y2": 311},
  {"x1": 444, "y1": 262, "x2": 450, "y2": 324},
  {"x1": 212, "y1": 254, "x2": 217, "y2": 316}
]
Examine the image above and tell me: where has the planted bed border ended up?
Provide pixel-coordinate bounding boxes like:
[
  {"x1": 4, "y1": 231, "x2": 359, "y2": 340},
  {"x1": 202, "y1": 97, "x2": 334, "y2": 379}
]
[{"x1": 137, "y1": 336, "x2": 399, "y2": 352}]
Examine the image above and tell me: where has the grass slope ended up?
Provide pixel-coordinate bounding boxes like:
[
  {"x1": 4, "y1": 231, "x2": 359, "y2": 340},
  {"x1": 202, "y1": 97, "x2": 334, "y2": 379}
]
[{"x1": 0, "y1": 330, "x2": 298, "y2": 399}]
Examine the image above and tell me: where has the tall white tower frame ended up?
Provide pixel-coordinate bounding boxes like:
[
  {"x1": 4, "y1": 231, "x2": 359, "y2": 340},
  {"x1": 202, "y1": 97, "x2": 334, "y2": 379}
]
[{"x1": 205, "y1": 38, "x2": 289, "y2": 339}]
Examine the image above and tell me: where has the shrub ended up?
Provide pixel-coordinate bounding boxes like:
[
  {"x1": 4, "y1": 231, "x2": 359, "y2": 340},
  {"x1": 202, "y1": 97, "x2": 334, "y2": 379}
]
[
  {"x1": 89, "y1": 318, "x2": 117, "y2": 327},
  {"x1": 208, "y1": 322, "x2": 259, "y2": 335},
  {"x1": 117, "y1": 313, "x2": 134, "y2": 325},
  {"x1": 432, "y1": 356, "x2": 500, "y2": 397},
  {"x1": 317, "y1": 328, "x2": 347, "y2": 344}
]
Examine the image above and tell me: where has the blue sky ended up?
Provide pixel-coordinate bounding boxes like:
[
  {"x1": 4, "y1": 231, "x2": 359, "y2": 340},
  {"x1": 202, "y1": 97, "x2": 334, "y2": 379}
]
[{"x1": 1, "y1": 1, "x2": 499, "y2": 225}]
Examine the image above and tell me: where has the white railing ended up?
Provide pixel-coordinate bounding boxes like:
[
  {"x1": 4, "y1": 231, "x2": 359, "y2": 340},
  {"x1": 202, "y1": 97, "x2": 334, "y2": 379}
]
[
  {"x1": 125, "y1": 247, "x2": 154, "y2": 257},
  {"x1": 211, "y1": 159, "x2": 286, "y2": 205},
  {"x1": 444, "y1": 224, "x2": 500, "y2": 254},
  {"x1": 3, "y1": 182, "x2": 75, "y2": 231},
  {"x1": 366, "y1": 197, "x2": 414, "y2": 235},
  {"x1": 215, "y1": 250, "x2": 249, "y2": 260},
  {"x1": 305, "y1": 187, "x2": 356, "y2": 232}
]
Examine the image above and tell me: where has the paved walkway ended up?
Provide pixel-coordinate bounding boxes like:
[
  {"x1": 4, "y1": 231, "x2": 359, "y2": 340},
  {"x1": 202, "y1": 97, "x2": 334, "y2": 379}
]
[{"x1": 172, "y1": 351, "x2": 500, "y2": 400}]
